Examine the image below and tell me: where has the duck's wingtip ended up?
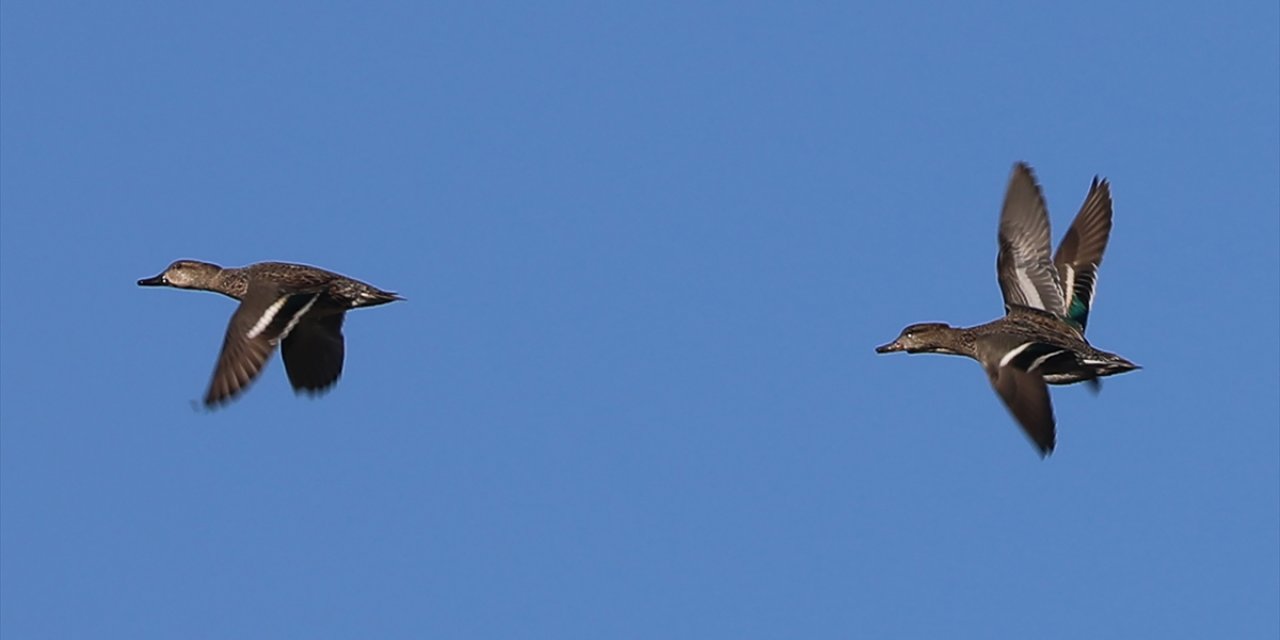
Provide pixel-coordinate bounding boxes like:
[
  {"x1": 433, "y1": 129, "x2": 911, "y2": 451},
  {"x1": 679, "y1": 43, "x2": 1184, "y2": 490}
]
[{"x1": 1035, "y1": 442, "x2": 1055, "y2": 458}]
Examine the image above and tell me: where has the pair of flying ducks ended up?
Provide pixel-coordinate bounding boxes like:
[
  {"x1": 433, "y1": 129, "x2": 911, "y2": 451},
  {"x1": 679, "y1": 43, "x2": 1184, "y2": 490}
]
[{"x1": 138, "y1": 162, "x2": 1137, "y2": 456}]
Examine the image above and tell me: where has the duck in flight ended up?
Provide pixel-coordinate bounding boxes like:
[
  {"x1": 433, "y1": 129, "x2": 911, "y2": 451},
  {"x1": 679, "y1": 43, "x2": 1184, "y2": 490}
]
[
  {"x1": 875, "y1": 163, "x2": 1139, "y2": 456},
  {"x1": 138, "y1": 260, "x2": 402, "y2": 408}
]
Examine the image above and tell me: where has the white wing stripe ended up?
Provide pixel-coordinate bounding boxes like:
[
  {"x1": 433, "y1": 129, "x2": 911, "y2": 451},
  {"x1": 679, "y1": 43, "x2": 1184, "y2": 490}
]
[
  {"x1": 1059, "y1": 265, "x2": 1076, "y2": 314},
  {"x1": 277, "y1": 295, "x2": 319, "y2": 343},
  {"x1": 1029, "y1": 349, "x2": 1067, "y2": 372},
  {"x1": 245, "y1": 294, "x2": 320, "y2": 342},
  {"x1": 247, "y1": 297, "x2": 289, "y2": 340},
  {"x1": 999, "y1": 342, "x2": 1035, "y2": 369},
  {"x1": 1015, "y1": 267, "x2": 1045, "y2": 309}
]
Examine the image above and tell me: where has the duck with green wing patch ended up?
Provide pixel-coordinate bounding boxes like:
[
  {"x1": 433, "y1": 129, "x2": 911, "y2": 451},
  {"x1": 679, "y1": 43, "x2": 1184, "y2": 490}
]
[{"x1": 876, "y1": 163, "x2": 1139, "y2": 456}]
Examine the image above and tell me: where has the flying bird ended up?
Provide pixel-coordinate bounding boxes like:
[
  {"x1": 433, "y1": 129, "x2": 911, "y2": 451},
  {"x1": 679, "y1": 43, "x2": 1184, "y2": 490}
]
[
  {"x1": 138, "y1": 260, "x2": 402, "y2": 408},
  {"x1": 875, "y1": 163, "x2": 1139, "y2": 456}
]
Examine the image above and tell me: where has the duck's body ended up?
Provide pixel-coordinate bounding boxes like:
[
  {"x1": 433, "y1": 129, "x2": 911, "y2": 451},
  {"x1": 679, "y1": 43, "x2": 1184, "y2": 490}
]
[
  {"x1": 876, "y1": 163, "x2": 1139, "y2": 456},
  {"x1": 880, "y1": 306, "x2": 1136, "y2": 383},
  {"x1": 138, "y1": 260, "x2": 401, "y2": 408},
  {"x1": 876, "y1": 306, "x2": 1138, "y2": 454}
]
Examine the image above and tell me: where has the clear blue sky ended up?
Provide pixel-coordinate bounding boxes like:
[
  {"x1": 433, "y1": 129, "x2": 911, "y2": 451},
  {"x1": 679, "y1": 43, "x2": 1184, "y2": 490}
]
[{"x1": 2, "y1": 2, "x2": 1277, "y2": 638}]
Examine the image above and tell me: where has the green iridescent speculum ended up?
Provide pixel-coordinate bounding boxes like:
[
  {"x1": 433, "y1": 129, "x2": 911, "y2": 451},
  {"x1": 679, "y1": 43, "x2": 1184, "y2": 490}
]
[{"x1": 1067, "y1": 297, "x2": 1090, "y2": 330}]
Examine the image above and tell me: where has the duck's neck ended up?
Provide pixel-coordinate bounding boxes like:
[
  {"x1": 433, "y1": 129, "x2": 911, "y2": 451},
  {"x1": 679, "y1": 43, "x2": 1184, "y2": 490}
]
[
  {"x1": 211, "y1": 268, "x2": 250, "y2": 300},
  {"x1": 919, "y1": 327, "x2": 978, "y2": 358}
]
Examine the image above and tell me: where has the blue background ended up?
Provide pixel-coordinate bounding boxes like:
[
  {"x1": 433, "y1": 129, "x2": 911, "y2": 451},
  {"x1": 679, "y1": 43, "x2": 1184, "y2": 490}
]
[{"x1": 3, "y1": 2, "x2": 1277, "y2": 638}]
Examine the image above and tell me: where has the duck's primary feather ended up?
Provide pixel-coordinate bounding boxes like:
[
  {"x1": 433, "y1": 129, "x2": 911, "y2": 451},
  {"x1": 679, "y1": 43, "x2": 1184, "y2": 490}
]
[
  {"x1": 1053, "y1": 176, "x2": 1112, "y2": 332},
  {"x1": 997, "y1": 163, "x2": 1066, "y2": 316}
]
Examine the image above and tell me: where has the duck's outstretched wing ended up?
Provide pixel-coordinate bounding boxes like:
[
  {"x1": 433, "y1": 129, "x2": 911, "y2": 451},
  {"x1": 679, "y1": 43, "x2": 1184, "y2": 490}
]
[
  {"x1": 997, "y1": 163, "x2": 1066, "y2": 316},
  {"x1": 204, "y1": 283, "x2": 321, "y2": 407},
  {"x1": 281, "y1": 313, "x2": 346, "y2": 395},
  {"x1": 977, "y1": 333, "x2": 1071, "y2": 457},
  {"x1": 1053, "y1": 176, "x2": 1112, "y2": 333},
  {"x1": 987, "y1": 362, "x2": 1056, "y2": 457}
]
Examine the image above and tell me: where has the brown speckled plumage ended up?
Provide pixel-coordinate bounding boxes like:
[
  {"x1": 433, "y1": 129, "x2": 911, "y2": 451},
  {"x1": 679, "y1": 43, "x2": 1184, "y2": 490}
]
[
  {"x1": 138, "y1": 259, "x2": 401, "y2": 408},
  {"x1": 876, "y1": 163, "x2": 1138, "y2": 457}
]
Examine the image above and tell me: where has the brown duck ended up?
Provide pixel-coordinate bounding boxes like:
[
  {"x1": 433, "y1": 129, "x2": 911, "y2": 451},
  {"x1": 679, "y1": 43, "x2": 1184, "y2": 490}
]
[
  {"x1": 138, "y1": 260, "x2": 402, "y2": 408},
  {"x1": 876, "y1": 163, "x2": 1139, "y2": 456}
]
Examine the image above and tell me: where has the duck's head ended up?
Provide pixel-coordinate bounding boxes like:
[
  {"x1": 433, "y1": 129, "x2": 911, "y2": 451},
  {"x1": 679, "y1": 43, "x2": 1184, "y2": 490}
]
[
  {"x1": 137, "y1": 260, "x2": 222, "y2": 289},
  {"x1": 875, "y1": 322, "x2": 958, "y2": 354}
]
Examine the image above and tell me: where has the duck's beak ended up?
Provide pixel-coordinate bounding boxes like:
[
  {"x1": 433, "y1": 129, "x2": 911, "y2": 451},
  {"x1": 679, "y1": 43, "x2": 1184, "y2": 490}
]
[
  {"x1": 137, "y1": 273, "x2": 167, "y2": 287},
  {"x1": 875, "y1": 340, "x2": 903, "y2": 354}
]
